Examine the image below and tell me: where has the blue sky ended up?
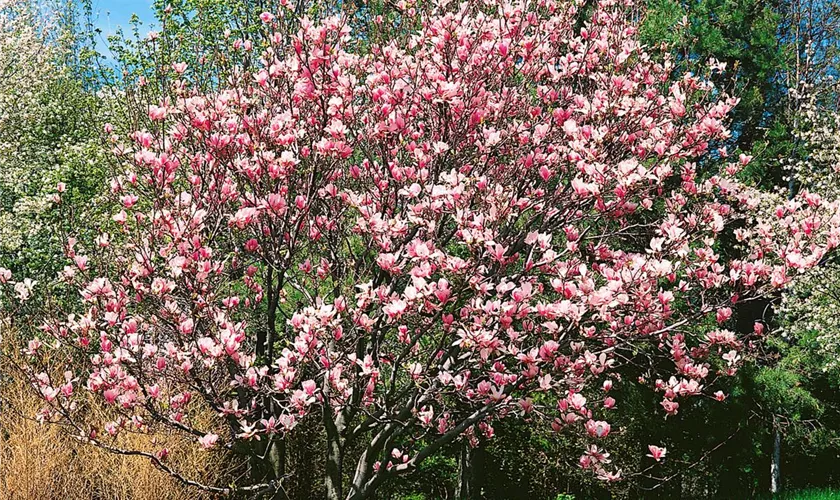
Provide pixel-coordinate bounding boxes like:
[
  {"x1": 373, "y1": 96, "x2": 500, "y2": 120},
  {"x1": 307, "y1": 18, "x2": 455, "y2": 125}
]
[{"x1": 90, "y1": 1, "x2": 156, "y2": 57}]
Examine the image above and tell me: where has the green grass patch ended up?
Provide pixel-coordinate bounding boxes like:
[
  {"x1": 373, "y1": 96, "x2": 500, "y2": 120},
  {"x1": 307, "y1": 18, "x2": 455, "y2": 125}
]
[{"x1": 766, "y1": 489, "x2": 840, "y2": 500}]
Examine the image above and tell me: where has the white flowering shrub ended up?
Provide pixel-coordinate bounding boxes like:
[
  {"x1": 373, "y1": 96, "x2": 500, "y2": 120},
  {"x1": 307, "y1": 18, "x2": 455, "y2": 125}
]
[
  {"x1": 779, "y1": 92, "x2": 840, "y2": 366},
  {"x1": 0, "y1": 0, "x2": 108, "y2": 273}
]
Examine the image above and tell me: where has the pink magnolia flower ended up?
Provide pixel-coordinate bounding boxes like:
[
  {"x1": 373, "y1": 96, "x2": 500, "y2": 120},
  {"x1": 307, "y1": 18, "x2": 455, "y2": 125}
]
[
  {"x1": 647, "y1": 445, "x2": 667, "y2": 462},
  {"x1": 148, "y1": 105, "x2": 167, "y2": 121},
  {"x1": 585, "y1": 420, "x2": 611, "y2": 438},
  {"x1": 198, "y1": 433, "x2": 219, "y2": 449}
]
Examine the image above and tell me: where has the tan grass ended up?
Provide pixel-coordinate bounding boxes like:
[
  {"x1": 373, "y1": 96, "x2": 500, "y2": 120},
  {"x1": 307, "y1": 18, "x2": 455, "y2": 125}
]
[{"x1": 0, "y1": 333, "x2": 230, "y2": 500}]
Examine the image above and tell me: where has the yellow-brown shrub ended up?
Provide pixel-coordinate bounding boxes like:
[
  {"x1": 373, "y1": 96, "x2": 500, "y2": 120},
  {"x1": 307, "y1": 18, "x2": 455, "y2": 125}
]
[{"x1": 0, "y1": 331, "x2": 231, "y2": 500}]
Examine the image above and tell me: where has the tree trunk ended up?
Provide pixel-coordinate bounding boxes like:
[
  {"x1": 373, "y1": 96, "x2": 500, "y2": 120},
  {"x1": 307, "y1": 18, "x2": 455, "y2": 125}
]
[
  {"x1": 245, "y1": 435, "x2": 287, "y2": 499},
  {"x1": 325, "y1": 429, "x2": 343, "y2": 500},
  {"x1": 267, "y1": 438, "x2": 286, "y2": 498},
  {"x1": 771, "y1": 425, "x2": 781, "y2": 494},
  {"x1": 455, "y1": 443, "x2": 475, "y2": 500},
  {"x1": 324, "y1": 407, "x2": 345, "y2": 500}
]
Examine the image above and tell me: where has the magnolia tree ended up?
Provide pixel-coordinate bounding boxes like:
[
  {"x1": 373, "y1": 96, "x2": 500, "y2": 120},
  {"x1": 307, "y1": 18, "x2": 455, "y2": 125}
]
[{"x1": 6, "y1": 0, "x2": 840, "y2": 498}]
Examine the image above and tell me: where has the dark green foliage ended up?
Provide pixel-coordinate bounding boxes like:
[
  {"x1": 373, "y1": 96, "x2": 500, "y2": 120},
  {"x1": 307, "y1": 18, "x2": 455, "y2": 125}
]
[{"x1": 641, "y1": 0, "x2": 793, "y2": 188}]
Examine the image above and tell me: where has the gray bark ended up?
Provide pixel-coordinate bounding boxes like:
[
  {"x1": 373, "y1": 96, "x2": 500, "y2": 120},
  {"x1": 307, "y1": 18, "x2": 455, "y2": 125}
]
[
  {"x1": 771, "y1": 426, "x2": 781, "y2": 494},
  {"x1": 324, "y1": 408, "x2": 344, "y2": 500},
  {"x1": 455, "y1": 443, "x2": 474, "y2": 500}
]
